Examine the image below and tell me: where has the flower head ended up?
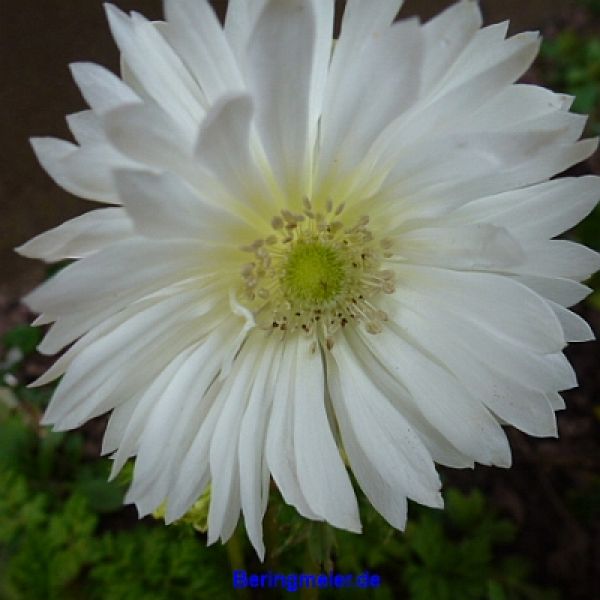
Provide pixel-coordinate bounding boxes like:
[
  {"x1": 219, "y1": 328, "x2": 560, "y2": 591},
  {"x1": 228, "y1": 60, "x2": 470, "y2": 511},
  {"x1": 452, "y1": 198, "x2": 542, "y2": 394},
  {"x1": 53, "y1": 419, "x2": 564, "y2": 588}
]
[{"x1": 18, "y1": 0, "x2": 600, "y2": 559}]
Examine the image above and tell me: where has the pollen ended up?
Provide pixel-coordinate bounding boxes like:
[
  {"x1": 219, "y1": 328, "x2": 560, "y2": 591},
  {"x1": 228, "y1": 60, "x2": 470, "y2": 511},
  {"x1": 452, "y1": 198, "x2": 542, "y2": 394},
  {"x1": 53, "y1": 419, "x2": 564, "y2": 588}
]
[{"x1": 238, "y1": 197, "x2": 396, "y2": 348}]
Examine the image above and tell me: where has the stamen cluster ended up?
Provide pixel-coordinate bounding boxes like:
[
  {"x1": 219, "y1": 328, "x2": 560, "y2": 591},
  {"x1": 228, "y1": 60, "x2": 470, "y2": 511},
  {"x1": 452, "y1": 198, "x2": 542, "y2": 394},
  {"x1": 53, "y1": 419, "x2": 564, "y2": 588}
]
[{"x1": 239, "y1": 197, "x2": 396, "y2": 348}]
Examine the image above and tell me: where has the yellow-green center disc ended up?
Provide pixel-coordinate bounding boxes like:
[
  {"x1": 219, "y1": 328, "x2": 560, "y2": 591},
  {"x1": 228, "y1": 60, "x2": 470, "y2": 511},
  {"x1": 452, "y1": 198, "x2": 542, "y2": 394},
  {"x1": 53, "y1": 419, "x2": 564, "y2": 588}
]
[{"x1": 282, "y1": 242, "x2": 346, "y2": 304}]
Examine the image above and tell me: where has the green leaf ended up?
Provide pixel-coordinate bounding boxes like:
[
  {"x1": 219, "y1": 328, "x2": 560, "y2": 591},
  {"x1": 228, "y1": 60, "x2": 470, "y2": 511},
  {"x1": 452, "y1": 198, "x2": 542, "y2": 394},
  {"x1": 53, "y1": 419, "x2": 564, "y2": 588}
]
[
  {"x1": 2, "y1": 325, "x2": 42, "y2": 357},
  {"x1": 76, "y1": 477, "x2": 125, "y2": 514}
]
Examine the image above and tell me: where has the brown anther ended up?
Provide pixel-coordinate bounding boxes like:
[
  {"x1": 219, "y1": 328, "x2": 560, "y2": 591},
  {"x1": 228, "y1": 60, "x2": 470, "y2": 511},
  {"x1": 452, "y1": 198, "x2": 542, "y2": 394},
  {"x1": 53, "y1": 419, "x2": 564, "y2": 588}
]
[
  {"x1": 326, "y1": 337, "x2": 335, "y2": 351},
  {"x1": 241, "y1": 263, "x2": 254, "y2": 277},
  {"x1": 334, "y1": 202, "x2": 346, "y2": 216},
  {"x1": 271, "y1": 216, "x2": 284, "y2": 229},
  {"x1": 366, "y1": 321, "x2": 383, "y2": 334}
]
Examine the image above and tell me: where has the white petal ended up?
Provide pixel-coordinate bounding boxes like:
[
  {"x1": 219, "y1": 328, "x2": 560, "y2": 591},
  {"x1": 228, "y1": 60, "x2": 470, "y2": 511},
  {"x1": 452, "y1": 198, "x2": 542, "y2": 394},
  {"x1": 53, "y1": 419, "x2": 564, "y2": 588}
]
[
  {"x1": 550, "y1": 302, "x2": 595, "y2": 342},
  {"x1": 511, "y1": 275, "x2": 592, "y2": 307},
  {"x1": 385, "y1": 298, "x2": 558, "y2": 437},
  {"x1": 395, "y1": 265, "x2": 565, "y2": 353},
  {"x1": 381, "y1": 129, "x2": 573, "y2": 208},
  {"x1": 449, "y1": 176, "x2": 600, "y2": 240},
  {"x1": 70, "y1": 62, "x2": 140, "y2": 113},
  {"x1": 208, "y1": 339, "x2": 260, "y2": 544},
  {"x1": 194, "y1": 93, "x2": 275, "y2": 219},
  {"x1": 24, "y1": 238, "x2": 206, "y2": 316},
  {"x1": 30, "y1": 137, "x2": 124, "y2": 204},
  {"x1": 165, "y1": 382, "x2": 223, "y2": 522},
  {"x1": 355, "y1": 327, "x2": 512, "y2": 467},
  {"x1": 385, "y1": 285, "x2": 576, "y2": 393},
  {"x1": 239, "y1": 336, "x2": 279, "y2": 560},
  {"x1": 467, "y1": 86, "x2": 585, "y2": 139},
  {"x1": 547, "y1": 392, "x2": 566, "y2": 411},
  {"x1": 66, "y1": 111, "x2": 107, "y2": 145},
  {"x1": 329, "y1": 343, "x2": 442, "y2": 529},
  {"x1": 293, "y1": 337, "x2": 361, "y2": 531},
  {"x1": 344, "y1": 329, "x2": 474, "y2": 469},
  {"x1": 511, "y1": 240, "x2": 600, "y2": 282},
  {"x1": 224, "y1": 0, "x2": 268, "y2": 61},
  {"x1": 421, "y1": 0, "x2": 482, "y2": 93},
  {"x1": 114, "y1": 169, "x2": 250, "y2": 242},
  {"x1": 42, "y1": 291, "x2": 221, "y2": 430},
  {"x1": 245, "y1": 0, "x2": 317, "y2": 196},
  {"x1": 102, "y1": 398, "x2": 138, "y2": 456},
  {"x1": 265, "y1": 339, "x2": 319, "y2": 520},
  {"x1": 104, "y1": 5, "x2": 205, "y2": 130},
  {"x1": 103, "y1": 102, "x2": 194, "y2": 172},
  {"x1": 372, "y1": 32, "x2": 541, "y2": 162},
  {"x1": 110, "y1": 350, "x2": 190, "y2": 478},
  {"x1": 163, "y1": 0, "x2": 244, "y2": 103},
  {"x1": 128, "y1": 329, "x2": 233, "y2": 515},
  {"x1": 394, "y1": 224, "x2": 524, "y2": 270},
  {"x1": 16, "y1": 208, "x2": 134, "y2": 262},
  {"x1": 318, "y1": 18, "x2": 422, "y2": 183}
]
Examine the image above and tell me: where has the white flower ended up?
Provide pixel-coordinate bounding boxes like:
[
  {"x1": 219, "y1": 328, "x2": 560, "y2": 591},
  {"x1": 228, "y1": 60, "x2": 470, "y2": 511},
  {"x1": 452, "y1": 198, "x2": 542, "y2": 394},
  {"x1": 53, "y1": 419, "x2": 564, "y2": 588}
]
[{"x1": 18, "y1": 0, "x2": 600, "y2": 559}]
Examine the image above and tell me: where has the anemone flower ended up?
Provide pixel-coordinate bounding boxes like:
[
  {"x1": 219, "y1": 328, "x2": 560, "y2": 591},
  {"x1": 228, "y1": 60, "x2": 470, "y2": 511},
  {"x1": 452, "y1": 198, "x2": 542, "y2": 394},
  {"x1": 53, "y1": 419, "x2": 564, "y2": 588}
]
[{"x1": 19, "y1": 0, "x2": 600, "y2": 559}]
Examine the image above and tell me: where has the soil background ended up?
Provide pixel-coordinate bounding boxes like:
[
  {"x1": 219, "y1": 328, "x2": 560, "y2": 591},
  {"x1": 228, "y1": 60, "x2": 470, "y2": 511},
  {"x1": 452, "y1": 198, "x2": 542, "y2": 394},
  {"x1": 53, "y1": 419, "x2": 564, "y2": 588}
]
[{"x1": 0, "y1": 1, "x2": 598, "y2": 599}]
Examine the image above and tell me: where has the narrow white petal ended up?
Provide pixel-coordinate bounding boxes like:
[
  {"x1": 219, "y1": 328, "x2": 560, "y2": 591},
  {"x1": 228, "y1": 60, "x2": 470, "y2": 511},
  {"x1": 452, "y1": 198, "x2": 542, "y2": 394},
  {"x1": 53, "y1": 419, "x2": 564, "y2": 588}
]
[
  {"x1": 69, "y1": 62, "x2": 140, "y2": 113},
  {"x1": 239, "y1": 337, "x2": 279, "y2": 560},
  {"x1": 24, "y1": 238, "x2": 205, "y2": 316},
  {"x1": 114, "y1": 169, "x2": 250, "y2": 242},
  {"x1": 128, "y1": 329, "x2": 233, "y2": 515},
  {"x1": 344, "y1": 329, "x2": 475, "y2": 469},
  {"x1": 329, "y1": 343, "x2": 442, "y2": 529},
  {"x1": 195, "y1": 93, "x2": 275, "y2": 219},
  {"x1": 421, "y1": 0, "x2": 482, "y2": 93},
  {"x1": 16, "y1": 208, "x2": 134, "y2": 262},
  {"x1": 293, "y1": 336, "x2": 361, "y2": 532},
  {"x1": 384, "y1": 298, "x2": 558, "y2": 437},
  {"x1": 394, "y1": 224, "x2": 524, "y2": 270},
  {"x1": 318, "y1": 18, "x2": 423, "y2": 184},
  {"x1": 356, "y1": 327, "x2": 512, "y2": 467},
  {"x1": 111, "y1": 350, "x2": 190, "y2": 479},
  {"x1": 512, "y1": 239, "x2": 600, "y2": 282},
  {"x1": 265, "y1": 339, "x2": 319, "y2": 520},
  {"x1": 30, "y1": 137, "x2": 123, "y2": 204},
  {"x1": 512, "y1": 275, "x2": 592, "y2": 307},
  {"x1": 224, "y1": 0, "x2": 268, "y2": 61},
  {"x1": 245, "y1": 0, "x2": 316, "y2": 196},
  {"x1": 550, "y1": 302, "x2": 595, "y2": 342},
  {"x1": 104, "y1": 5, "x2": 205, "y2": 130},
  {"x1": 385, "y1": 286, "x2": 576, "y2": 393},
  {"x1": 163, "y1": 0, "x2": 244, "y2": 103},
  {"x1": 395, "y1": 265, "x2": 566, "y2": 353},
  {"x1": 208, "y1": 340, "x2": 259, "y2": 544},
  {"x1": 66, "y1": 111, "x2": 107, "y2": 145},
  {"x1": 448, "y1": 176, "x2": 600, "y2": 240}
]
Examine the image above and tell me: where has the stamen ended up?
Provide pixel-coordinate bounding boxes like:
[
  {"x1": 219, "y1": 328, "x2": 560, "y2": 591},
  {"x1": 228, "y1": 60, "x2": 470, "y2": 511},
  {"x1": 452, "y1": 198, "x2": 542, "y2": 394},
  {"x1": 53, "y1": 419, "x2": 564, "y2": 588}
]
[{"x1": 238, "y1": 196, "x2": 396, "y2": 349}]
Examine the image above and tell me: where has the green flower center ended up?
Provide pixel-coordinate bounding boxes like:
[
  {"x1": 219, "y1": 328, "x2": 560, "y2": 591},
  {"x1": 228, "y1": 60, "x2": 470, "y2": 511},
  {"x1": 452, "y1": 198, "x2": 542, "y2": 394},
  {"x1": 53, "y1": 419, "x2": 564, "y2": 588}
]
[{"x1": 282, "y1": 242, "x2": 345, "y2": 304}]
